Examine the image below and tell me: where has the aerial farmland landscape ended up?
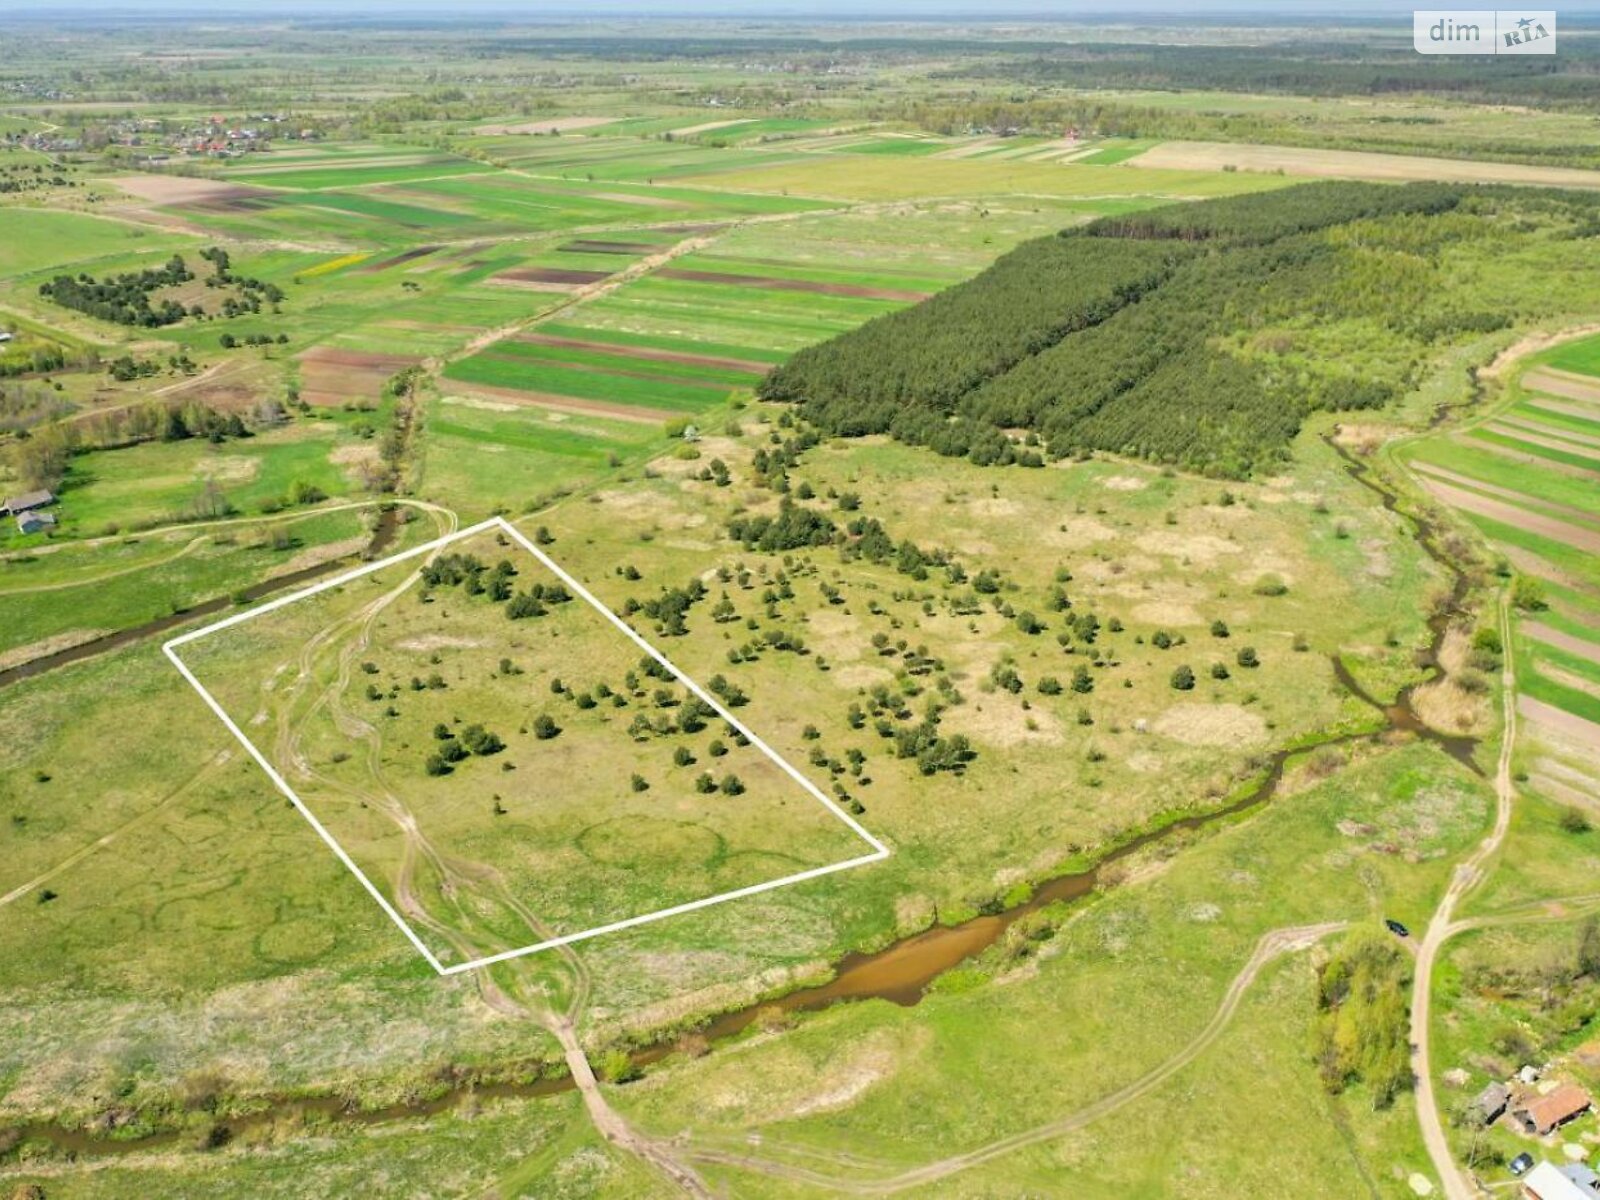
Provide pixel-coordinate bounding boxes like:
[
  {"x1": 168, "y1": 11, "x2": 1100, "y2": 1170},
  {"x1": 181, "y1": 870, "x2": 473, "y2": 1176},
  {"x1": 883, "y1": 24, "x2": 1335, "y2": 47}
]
[{"x1": 3, "y1": 3, "x2": 1600, "y2": 1197}]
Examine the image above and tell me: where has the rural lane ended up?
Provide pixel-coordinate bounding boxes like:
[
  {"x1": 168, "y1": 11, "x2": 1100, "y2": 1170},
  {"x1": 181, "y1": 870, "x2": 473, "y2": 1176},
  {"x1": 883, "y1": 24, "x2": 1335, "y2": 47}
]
[
  {"x1": 684, "y1": 922, "x2": 1347, "y2": 1195},
  {"x1": 1410, "y1": 592, "x2": 1516, "y2": 1200}
]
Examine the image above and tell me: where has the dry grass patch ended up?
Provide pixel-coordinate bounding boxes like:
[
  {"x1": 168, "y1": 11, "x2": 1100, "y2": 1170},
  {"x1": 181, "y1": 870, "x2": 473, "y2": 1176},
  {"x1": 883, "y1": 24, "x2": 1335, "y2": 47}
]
[
  {"x1": 192, "y1": 455, "x2": 261, "y2": 485},
  {"x1": 1151, "y1": 702, "x2": 1268, "y2": 748},
  {"x1": 1130, "y1": 140, "x2": 1600, "y2": 188},
  {"x1": 944, "y1": 696, "x2": 1065, "y2": 748}
]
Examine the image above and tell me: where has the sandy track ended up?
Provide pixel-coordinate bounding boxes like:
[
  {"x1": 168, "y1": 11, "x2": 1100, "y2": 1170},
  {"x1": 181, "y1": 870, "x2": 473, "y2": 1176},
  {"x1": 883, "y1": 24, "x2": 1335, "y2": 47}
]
[
  {"x1": 1528, "y1": 395, "x2": 1600, "y2": 424},
  {"x1": 683, "y1": 924, "x2": 1345, "y2": 1195},
  {"x1": 1525, "y1": 369, "x2": 1600, "y2": 404},
  {"x1": 1417, "y1": 477, "x2": 1600, "y2": 554},
  {"x1": 0, "y1": 748, "x2": 232, "y2": 908},
  {"x1": 1523, "y1": 621, "x2": 1600, "y2": 668},
  {"x1": 474, "y1": 116, "x2": 617, "y2": 135},
  {"x1": 515, "y1": 332, "x2": 771, "y2": 374},
  {"x1": 1409, "y1": 463, "x2": 1600, "y2": 529},
  {"x1": 1497, "y1": 412, "x2": 1600, "y2": 450},
  {"x1": 1485, "y1": 420, "x2": 1600, "y2": 463},
  {"x1": 656, "y1": 267, "x2": 929, "y2": 302},
  {"x1": 1410, "y1": 594, "x2": 1518, "y2": 1200},
  {"x1": 1129, "y1": 141, "x2": 1600, "y2": 189},
  {"x1": 1462, "y1": 433, "x2": 1600, "y2": 483},
  {"x1": 445, "y1": 383, "x2": 676, "y2": 425},
  {"x1": 1519, "y1": 696, "x2": 1600, "y2": 749}
]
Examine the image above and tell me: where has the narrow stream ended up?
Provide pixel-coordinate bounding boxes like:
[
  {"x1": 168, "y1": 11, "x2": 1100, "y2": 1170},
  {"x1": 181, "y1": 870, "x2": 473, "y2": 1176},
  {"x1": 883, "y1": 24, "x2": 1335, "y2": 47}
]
[
  {"x1": 6, "y1": 432, "x2": 1484, "y2": 1162},
  {"x1": 0, "y1": 507, "x2": 401, "y2": 691}
]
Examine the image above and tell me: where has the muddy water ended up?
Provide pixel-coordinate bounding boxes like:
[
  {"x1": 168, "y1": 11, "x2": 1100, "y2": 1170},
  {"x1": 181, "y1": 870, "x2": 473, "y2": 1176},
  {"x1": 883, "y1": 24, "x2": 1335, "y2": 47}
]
[
  {"x1": 14, "y1": 1075, "x2": 574, "y2": 1160},
  {"x1": 0, "y1": 507, "x2": 401, "y2": 691},
  {"x1": 1324, "y1": 433, "x2": 1483, "y2": 774},
  {"x1": 7, "y1": 436, "x2": 1485, "y2": 1160}
]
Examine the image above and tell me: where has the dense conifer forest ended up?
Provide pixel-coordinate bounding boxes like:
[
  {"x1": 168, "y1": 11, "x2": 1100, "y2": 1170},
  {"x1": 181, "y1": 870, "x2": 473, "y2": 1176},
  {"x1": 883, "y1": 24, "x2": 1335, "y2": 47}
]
[{"x1": 762, "y1": 181, "x2": 1598, "y2": 476}]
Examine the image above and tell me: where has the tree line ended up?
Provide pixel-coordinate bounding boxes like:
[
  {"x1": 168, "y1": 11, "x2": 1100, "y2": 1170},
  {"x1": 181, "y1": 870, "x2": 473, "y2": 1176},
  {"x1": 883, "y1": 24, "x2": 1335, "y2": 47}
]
[{"x1": 761, "y1": 183, "x2": 1600, "y2": 478}]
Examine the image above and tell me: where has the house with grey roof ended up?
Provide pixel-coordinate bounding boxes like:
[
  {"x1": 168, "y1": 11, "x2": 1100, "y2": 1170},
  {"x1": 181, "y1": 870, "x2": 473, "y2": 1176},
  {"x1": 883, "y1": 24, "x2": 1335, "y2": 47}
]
[
  {"x1": 2, "y1": 489, "x2": 55, "y2": 516},
  {"x1": 16, "y1": 509, "x2": 56, "y2": 535},
  {"x1": 1475, "y1": 1081, "x2": 1510, "y2": 1125},
  {"x1": 1523, "y1": 1160, "x2": 1600, "y2": 1200}
]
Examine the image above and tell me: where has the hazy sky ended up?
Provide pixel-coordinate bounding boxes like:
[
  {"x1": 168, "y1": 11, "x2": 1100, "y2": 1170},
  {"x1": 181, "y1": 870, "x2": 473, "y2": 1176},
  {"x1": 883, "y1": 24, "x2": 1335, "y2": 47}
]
[{"x1": 32, "y1": 0, "x2": 1600, "y2": 15}]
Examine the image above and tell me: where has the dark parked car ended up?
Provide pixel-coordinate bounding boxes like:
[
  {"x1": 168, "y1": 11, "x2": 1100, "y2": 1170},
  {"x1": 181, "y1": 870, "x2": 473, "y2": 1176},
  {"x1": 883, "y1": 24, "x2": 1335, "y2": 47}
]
[
  {"x1": 1509, "y1": 1153, "x2": 1535, "y2": 1177},
  {"x1": 1385, "y1": 918, "x2": 1410, "y2": 938}
]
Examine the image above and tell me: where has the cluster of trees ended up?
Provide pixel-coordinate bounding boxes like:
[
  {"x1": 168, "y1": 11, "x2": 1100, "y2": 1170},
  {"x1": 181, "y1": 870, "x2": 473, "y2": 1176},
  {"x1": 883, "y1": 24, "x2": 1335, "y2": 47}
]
[
  {"x1": 417, "y1": 552, "x2": 574, "y2": 621},
  {"x1": 507, "y1": 580, "x2": 573, "y2": 619},
  {"x1": 369, "y1": 367, "x2": 425, "y2": 494},
  {"x1": 39, "y1": 246, "x2": 285, "y2": 329},
  {"x1": 0, "y1": 381, "x2": 73, "y2": 436},
  {"x1": 424, "y1": 721, "x2": 504, "y2": 776},
  {"x1": 626, "y1": 576, "x2": 710, "y2": 637},
  {"x1": 947, "y1": 41, "x2": 1600, "y2": 114},
  {"x1": 760, "y1": 182, "x2": 1564, "y2": 477},
  {"x1": 0, "y1": 334, "x2": 87, "y2": 380},
  {"x1": 1087, "y1": 180, "x2": 1461, "y2": 243},
  {"x1": 761, "y1": 237, "x2": 1180, "y2": 427},
  {"x1": 1311, "y1": 927, "x2": 1413, "y2": 1108},
  {"x1": 727, "y1": 498, "x2": 837, "y2": 553},
  {"x1": 0, "y1": 162, "x2": 77, "y2": 194},
  {"x1": 1453, "y1": 917, "x2": 1600, "y2": 1087},
  {"x1": 40, "y1": 254, "x2": 194, "y2": 327},
  {"x1": 3, "y1": 397, "x2": 256, "y2": 491}
]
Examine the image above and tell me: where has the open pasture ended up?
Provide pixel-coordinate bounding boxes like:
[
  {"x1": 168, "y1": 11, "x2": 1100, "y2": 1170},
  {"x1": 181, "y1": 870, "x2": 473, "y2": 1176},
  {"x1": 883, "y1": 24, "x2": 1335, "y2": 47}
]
[
  {"x1": 1130, "y1": 140, "x2": 1600, "y2": 188},
  {"x1": 46, "y1": 415, "x2": 368, "y2": 536},
  {"x1": 611, "y1": 740, "x2": 1485, "y2": 1199},
  {"x1": 178, "y1": 522, "x2": 879, "y2": 968},
  {"x1": 504, "y1": 416, "x2": 1441, "y2": 934},
  {"x1": 0, "y1": 208, "x2": 197, "y2": 281},
  {"x1": 681, "y1": 154, "x2": 1291, "y2": 202},
  {"x1": 0, "y1": 506, "x2": 374, "y2": 664},
  {"x1": 223, "y1": 143, "x2": 496, "y2": 190},
  {"x1": 419, "y1": 394, "x2": 668, "y2": 515}
]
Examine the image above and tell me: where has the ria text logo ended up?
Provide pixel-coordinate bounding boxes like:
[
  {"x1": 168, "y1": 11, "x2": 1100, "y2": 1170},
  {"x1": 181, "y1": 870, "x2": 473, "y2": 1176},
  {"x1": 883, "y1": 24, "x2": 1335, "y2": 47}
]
[{"x1": 1414, "y1": 10, "x2": 1556, "y2": 53}]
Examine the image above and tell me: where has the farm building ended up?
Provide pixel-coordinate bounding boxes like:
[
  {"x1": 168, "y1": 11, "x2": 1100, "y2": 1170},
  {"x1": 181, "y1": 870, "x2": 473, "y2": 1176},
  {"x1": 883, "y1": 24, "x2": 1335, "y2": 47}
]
[
  {"x1": 16, "y1": 510, "x2": 56, "y2": 535},
  {"x1": 1476, "y1": 1081, "x2": 1511, "y2": 1125},
  {"x1": 1523, "y1": 1160, "x2": 1600, "y2": 1200},
  {"x1": 1514, "y1": 1084, "x2": 1592, "y2": 1136},
  {"x1": 2, "y1": 489, "x2": 55, "y2": 516}
]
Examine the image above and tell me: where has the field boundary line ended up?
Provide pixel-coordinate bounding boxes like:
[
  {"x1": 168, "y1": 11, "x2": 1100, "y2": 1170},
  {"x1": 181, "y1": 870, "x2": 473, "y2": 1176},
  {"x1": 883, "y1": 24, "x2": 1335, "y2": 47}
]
[{"x1": 163, "y1": 515, "x2": 886, "y2": 976}]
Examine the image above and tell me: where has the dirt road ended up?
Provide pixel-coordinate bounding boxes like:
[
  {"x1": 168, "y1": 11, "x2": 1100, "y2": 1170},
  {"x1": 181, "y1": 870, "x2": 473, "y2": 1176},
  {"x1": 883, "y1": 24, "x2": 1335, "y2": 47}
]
[
  {"x1": 259, "y1": 533, "x2": 707, "y2": 1197},
  {"x1": 1409, "y1": 593, "x2": 1516, "y2": 1200},
  {"x1": 685, "y1": 923, "x2": 1345, "y2": 1195}
]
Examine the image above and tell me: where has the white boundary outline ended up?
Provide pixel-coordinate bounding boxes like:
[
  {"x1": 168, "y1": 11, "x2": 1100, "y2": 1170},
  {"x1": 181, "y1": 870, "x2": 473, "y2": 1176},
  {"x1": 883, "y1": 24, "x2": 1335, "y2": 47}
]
[{"x1": 164, "y1": 516, "x2": 888, "y2": 976}]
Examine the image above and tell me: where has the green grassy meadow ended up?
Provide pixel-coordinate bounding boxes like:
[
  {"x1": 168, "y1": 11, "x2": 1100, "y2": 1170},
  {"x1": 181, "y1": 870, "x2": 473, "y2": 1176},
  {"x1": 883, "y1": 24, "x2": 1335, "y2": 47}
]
[{"x1": 4, "y1": 27, "x2": 1600, "y2": 1196}]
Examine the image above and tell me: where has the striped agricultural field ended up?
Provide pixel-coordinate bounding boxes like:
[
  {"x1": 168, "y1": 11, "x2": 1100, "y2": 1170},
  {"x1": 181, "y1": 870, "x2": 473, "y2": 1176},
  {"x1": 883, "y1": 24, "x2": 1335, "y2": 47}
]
[
  {"x1": 1404, "y1": 332, "x2": 1600, "y2": 766},
  {"x1": 439, "y1": 240, "x2": 946, "y2": 420}
]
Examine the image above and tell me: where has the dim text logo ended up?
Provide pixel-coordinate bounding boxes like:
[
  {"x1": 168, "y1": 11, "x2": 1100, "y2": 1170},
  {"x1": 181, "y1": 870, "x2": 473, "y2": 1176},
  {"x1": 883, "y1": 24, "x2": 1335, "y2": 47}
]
[{"x1": 1414, "y1": 10, "x2": 1556, "y2": 53}]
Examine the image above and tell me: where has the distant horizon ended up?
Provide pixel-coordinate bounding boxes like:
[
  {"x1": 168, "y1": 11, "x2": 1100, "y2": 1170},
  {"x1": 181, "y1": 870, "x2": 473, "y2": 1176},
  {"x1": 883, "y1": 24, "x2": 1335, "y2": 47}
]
[{"x1": 17, "y1": 0, "x2": 1600, "y2": 17}]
